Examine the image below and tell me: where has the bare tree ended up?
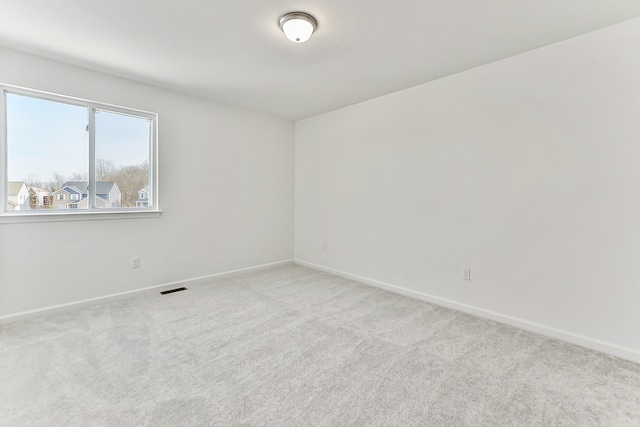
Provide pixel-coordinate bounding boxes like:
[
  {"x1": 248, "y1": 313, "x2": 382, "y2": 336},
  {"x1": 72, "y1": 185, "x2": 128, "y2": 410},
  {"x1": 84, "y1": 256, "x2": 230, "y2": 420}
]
[
  {"x1": 28, "y1": 188, "x2": 38, "y2": 210},
  {"x1": 69, "y1": 172, "x2": 88, "y2": 182},
  {"x1": 24, "y1": 174, "x2": 43, "y2": 188},
  {"x1": 110, "y1": 161, "x2": 149, "y2": 207},
  {"x1": 47, "y1": 172, "x2": 66, "y2": 192},
  {"x1": 96, "y1": 159, "x2": 116, "y2": 182}
]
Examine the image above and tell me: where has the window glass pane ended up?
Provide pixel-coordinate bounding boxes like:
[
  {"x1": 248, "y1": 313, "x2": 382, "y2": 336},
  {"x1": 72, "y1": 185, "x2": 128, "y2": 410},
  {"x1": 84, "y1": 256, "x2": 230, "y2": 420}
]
[
  {"x1": 6, "y1": 93, "x2": 88, "y2": 211},
  {"x1": 94, "y1": 110, "x2": 151, "y2": 208}
]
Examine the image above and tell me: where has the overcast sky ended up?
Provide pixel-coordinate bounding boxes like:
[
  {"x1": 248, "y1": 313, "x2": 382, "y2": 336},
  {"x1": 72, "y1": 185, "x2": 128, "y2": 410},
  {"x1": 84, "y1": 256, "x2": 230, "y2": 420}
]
[{"x1": 7, "y1": 93, "x2": 150, "y2": 183}]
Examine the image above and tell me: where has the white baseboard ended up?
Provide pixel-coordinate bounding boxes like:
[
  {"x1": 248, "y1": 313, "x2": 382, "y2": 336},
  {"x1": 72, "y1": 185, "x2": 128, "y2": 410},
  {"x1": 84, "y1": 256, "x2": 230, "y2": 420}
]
[
  {"x1": 0, "y1": 259, "x2": 294, "y2": 324},
  {"x1": 295, "y1": 259, "x2": 640, "y2": 364}
]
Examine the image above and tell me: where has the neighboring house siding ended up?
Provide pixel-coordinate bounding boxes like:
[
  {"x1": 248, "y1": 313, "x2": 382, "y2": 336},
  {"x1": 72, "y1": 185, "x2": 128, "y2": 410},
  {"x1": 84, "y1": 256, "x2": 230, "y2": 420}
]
[
  {"x1": 7, "y1": 200, "x2": 20, "y2": 212},
  {"x1": 51, "y1": 189, "x2": 71, "y2": 209},
  {"x1": 29, "y1": 187, "x2": 51, "y2": 208},
  {"x1": 106, "y1": 183, "x2": 121, "y2": 207},
  {"x1": 7, "y1": 182, "x2": 29, "y2": 211},
  {"x1": 76, "y1": 196, "x2": 108, "y2": 209},
  {"x1": 135, "y1": 186, "x2": 149, "y2": 208}
]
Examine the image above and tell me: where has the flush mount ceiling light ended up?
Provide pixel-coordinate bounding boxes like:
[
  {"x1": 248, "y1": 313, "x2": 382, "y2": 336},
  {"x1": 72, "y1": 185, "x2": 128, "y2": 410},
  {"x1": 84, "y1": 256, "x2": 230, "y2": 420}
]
[{"x1": 278, "y1": 12, "x2": 317, "y2": 43}]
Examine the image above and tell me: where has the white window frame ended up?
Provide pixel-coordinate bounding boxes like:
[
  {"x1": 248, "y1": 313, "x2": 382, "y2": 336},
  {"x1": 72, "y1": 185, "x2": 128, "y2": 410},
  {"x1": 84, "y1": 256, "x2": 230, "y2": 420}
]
[{"x1": 0, "y1": 84, "x2": 160, "y2": 223}]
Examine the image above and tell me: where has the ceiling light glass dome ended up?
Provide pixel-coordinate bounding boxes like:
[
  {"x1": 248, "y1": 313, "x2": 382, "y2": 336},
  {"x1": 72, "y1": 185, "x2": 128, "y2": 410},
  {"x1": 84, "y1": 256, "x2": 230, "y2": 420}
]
[{"x1": 279, "y1": 12, "x2": 317, "y2": 43}]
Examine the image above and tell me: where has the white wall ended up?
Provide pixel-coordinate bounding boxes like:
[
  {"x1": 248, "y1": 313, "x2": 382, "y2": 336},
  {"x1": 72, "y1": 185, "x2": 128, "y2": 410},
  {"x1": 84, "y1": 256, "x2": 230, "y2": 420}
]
[
  {"x1": 295, "y1": 18, "x2": 640, "y2": 359},
  {"x1": 0, "y1": 47, "x2": 294, "y2": 317}
]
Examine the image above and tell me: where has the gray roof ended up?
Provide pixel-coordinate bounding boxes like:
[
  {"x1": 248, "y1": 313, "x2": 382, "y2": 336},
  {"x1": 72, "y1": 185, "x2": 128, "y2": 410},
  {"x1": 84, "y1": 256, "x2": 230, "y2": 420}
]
[
  {"x1": 61, "y1": 181, "x2": 119, "y2": 195},
  {"x1": 62, "y1": 186, "x2": 82, "y2": 195},
  {"x1": 61, "y1": 181, "x2": 88, "y2": 193}
]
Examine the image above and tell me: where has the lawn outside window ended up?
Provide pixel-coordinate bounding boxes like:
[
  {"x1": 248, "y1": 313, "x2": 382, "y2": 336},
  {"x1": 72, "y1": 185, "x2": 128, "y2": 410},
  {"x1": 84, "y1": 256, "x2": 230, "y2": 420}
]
[{"x1": 0, "y1": 84, "x2": 159, "y2": 223}]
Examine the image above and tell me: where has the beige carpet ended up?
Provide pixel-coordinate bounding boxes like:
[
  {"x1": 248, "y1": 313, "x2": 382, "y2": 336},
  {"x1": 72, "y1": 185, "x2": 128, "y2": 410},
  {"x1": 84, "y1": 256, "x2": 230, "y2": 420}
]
[{"x1": 1, "y1": 264, "x2": 639, "y2": 426}]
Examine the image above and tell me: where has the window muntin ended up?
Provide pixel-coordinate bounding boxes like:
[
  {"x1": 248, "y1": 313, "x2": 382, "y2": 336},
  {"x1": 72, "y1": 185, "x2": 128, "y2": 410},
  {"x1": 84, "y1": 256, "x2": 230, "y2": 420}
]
[{"x1": 1, "y1": 85, "x2": 158, "y2": 216}]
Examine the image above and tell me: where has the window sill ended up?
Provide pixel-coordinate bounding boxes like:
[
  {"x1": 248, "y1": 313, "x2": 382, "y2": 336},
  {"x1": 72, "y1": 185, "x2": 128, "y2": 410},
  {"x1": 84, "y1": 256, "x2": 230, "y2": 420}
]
[{"x1": 0, "y1": 209, "x2": 162, "y2": 224}]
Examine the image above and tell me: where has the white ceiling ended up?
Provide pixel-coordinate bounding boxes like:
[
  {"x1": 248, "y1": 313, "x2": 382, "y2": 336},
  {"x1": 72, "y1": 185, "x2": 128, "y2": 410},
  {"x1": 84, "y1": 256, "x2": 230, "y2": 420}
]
[{"x1": 1, "y1": 1, "x2": 639, "y2": 120}]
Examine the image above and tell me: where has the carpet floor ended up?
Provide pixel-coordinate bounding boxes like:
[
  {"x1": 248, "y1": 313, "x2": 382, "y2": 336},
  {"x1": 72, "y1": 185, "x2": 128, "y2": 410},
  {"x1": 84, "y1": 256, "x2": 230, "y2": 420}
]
[{"x1": 1, "y1": 264, "x2": 639, "y2": 426}]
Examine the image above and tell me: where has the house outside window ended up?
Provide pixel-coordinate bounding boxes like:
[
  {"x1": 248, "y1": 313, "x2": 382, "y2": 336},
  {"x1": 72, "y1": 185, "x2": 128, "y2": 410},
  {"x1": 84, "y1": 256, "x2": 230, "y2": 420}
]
[
  {"x1": 57, "y1": 194, "x2": 65, "y2": 200},
  {"x1": 135, "y1": 186, "x2": 149, "y2": 208}
]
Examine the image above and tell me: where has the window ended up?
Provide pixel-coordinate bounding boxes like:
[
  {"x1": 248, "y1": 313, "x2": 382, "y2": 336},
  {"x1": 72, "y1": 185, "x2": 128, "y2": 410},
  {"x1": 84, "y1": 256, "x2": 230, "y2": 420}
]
[{"x1": 1, "y1": 85, "x2": 158, "y2": 217}]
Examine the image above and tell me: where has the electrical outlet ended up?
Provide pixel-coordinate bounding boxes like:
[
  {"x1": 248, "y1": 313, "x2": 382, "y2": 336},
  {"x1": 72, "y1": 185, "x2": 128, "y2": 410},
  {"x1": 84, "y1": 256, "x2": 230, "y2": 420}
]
[
  {"x1": 462, "y1": 268, "x2": 471, "y2": 281},
  {"x1": 131, "y1": 257, "x2": 140, "y2": 269}
]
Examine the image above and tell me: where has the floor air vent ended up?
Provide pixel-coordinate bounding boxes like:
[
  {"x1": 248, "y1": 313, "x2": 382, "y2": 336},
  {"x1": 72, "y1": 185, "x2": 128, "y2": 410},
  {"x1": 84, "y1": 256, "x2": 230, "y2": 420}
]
[{"x1": 160, "y1": 287, "x2": 187, "y2": 295}]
